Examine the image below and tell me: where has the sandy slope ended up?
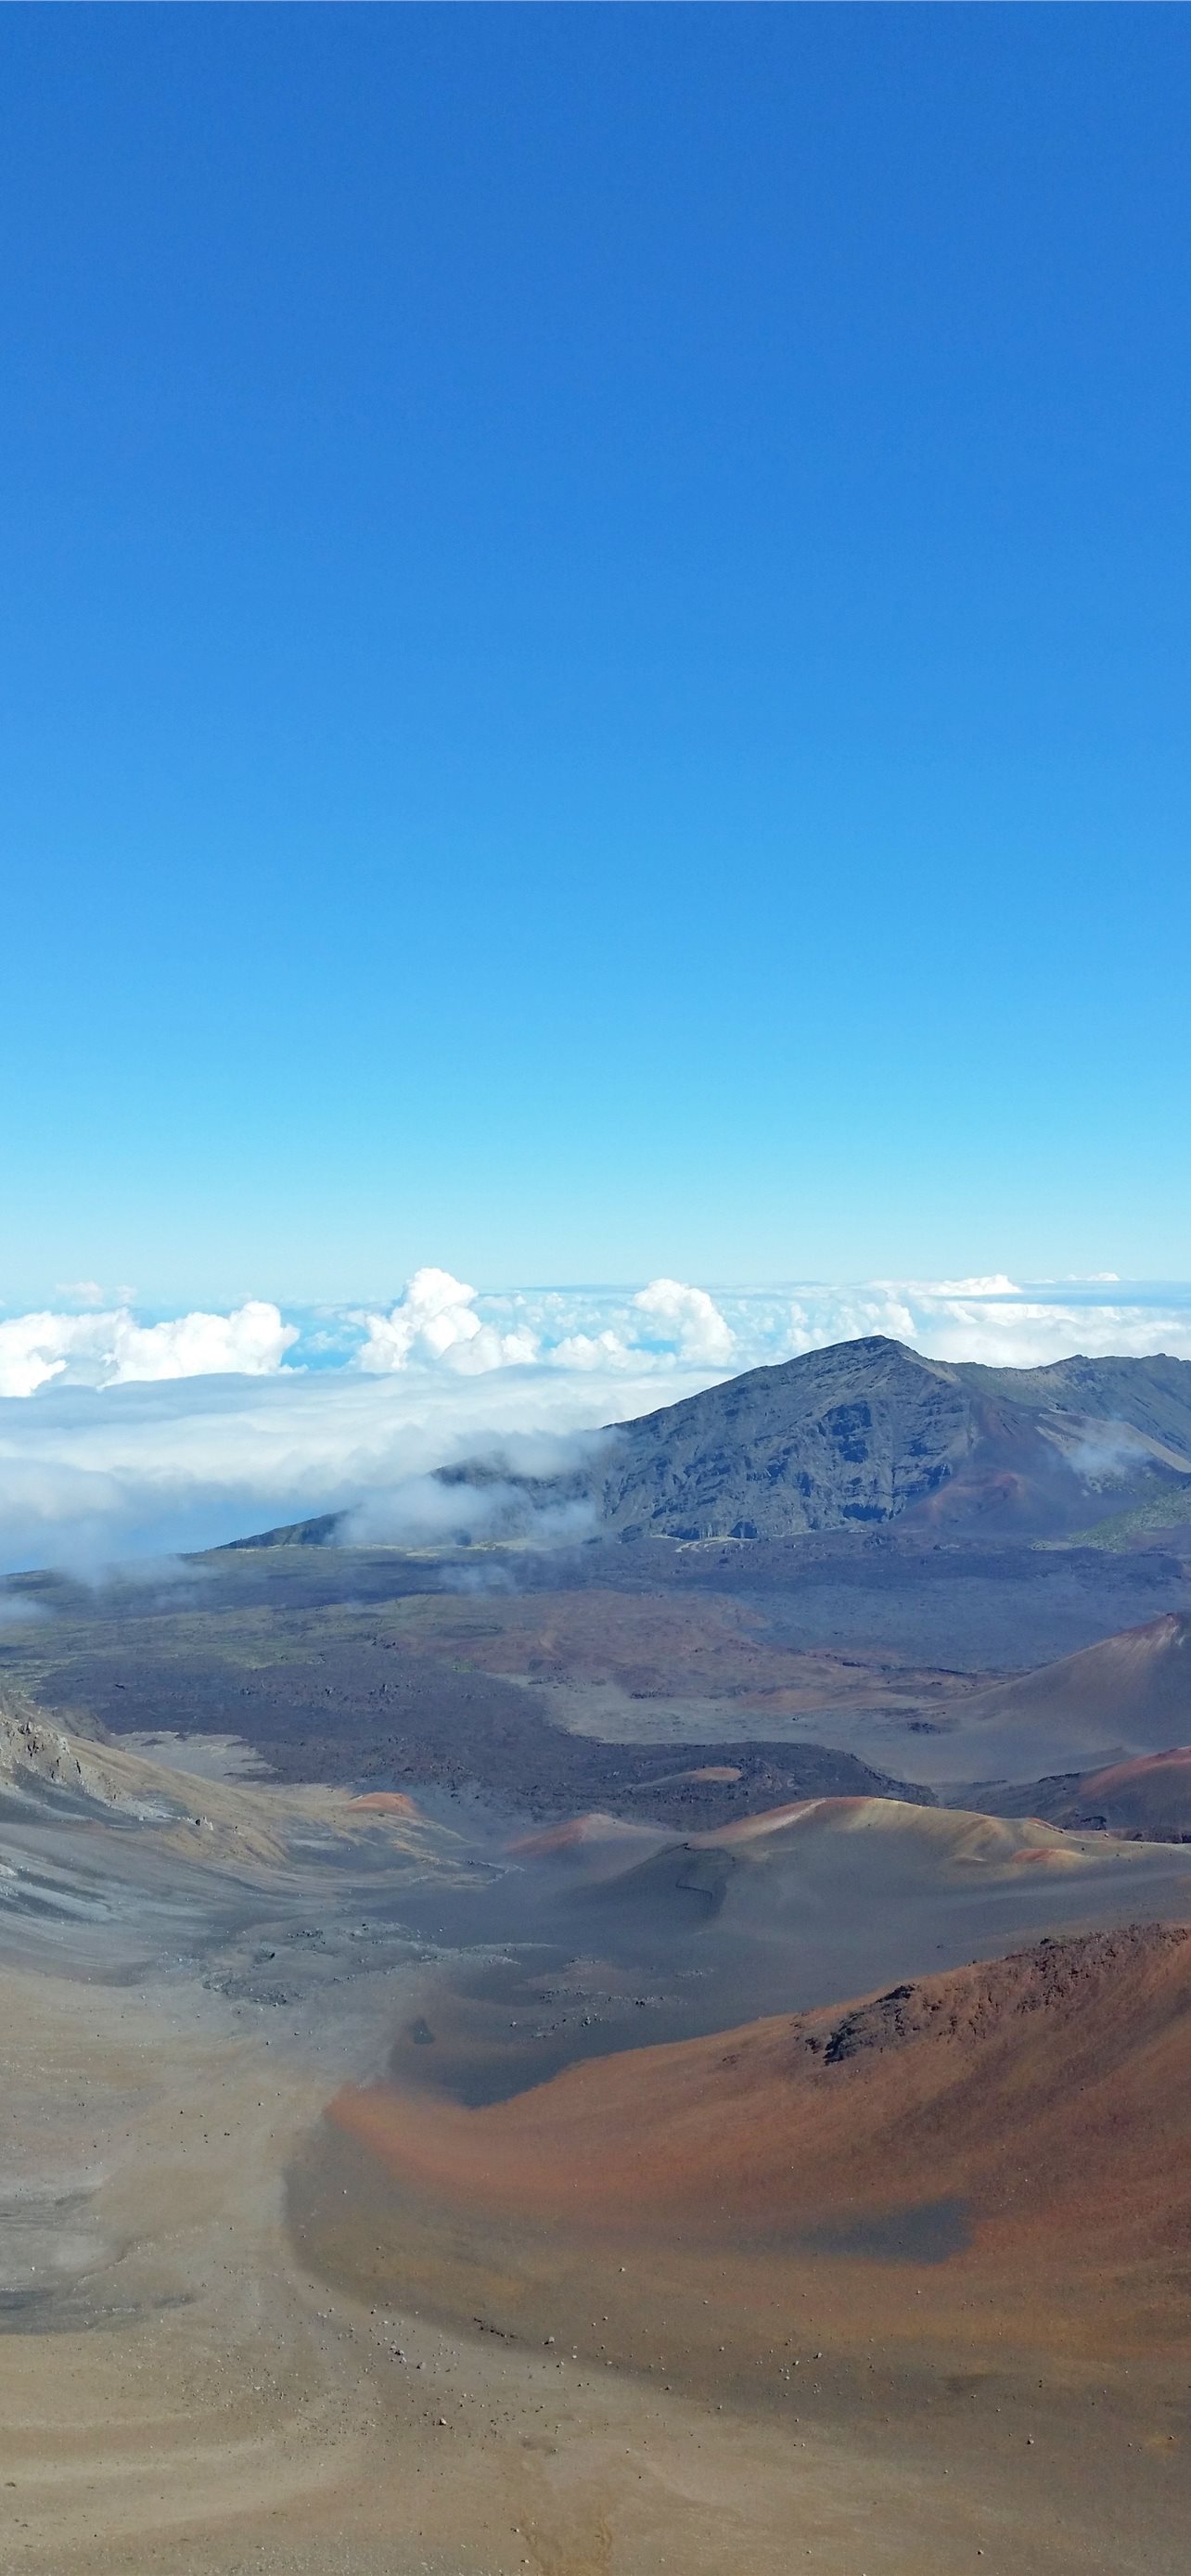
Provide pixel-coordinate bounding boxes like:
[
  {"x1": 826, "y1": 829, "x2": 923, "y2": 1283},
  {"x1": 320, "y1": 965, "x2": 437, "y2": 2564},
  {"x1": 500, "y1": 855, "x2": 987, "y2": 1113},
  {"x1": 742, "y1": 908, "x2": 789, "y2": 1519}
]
[
  {"x1": 6, "y1": 1703, "x2": 1191, "y2": 2574},
  {"x1": 328, "y1": 1922, "x2": 1191, "y2": 2260},
  {"x1": 902, "y1": 1607, "x2": 1191, "y2": 1792},
  {"x1": 937, "y1": 1611, "x2": 1191, "y2": 1779},
  {"x1": 294, "y1": 1925, "x2": 1191, "y2": 2575},
  {"x1": 0, "y1": 1680, "x2": 464, "y2": 1875},
  {"x1": 763, "y1": 1609, "x2": 1191, "y2": 1791},
  {"x1": 3, "y1": 1805, "x2": 1137, "y2": 2576}
]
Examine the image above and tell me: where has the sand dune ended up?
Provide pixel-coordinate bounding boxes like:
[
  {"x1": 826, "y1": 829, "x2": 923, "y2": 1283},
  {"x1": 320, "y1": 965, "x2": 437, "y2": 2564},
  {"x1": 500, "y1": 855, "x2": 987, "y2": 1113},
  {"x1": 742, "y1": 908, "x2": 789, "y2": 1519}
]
[
  {"x1": 695, "y1": 1793, "x2": 1091, "y2": 1865},
  {"x1": 573, "y1": 1791, "x2": 1181, "y2": 1937},
  {"x1": 800, "y1": 1608, "x2": 1191, "y2": 1792},
  {"x1": 508, "y1": 1810, "x2": 672, "y2": 1858}
]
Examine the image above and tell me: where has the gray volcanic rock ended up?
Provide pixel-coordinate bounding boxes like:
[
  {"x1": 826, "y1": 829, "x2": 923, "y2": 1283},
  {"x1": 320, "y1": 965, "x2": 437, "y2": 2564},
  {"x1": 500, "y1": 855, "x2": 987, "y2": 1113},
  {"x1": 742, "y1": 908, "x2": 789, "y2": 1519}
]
[
  {"x1": 585, "y1": 1337, "x2": 1191, "y2": 1542},
  {"x1": 597, "y1": 1337, "x2": 975, "y2": 1538}
]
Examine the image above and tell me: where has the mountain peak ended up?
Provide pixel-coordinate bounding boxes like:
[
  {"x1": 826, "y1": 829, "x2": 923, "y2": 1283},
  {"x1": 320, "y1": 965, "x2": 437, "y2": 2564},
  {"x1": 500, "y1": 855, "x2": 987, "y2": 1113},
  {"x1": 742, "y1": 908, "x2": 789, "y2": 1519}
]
[{"x1": 587, "y1": 1339, "x2": 1191, "y2": 1543}]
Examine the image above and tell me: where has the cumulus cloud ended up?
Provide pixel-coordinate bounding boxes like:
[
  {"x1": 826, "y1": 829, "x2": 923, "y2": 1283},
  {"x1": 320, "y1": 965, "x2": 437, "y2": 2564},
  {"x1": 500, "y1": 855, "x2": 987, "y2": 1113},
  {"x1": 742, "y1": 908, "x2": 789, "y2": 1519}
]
[
  {"x1": 0, "y1": 1301, "x2": 298, "y2": 1399},
  {"x1": 352, "y1": 1269, "x2": 734, "y2": 1377},
  {"x1": 545, "y1": 1328, "x2": 643, "y2": 1372},
  {"x1": 632, "y1": 1277, "x2": 735, "y2": 1365},
  {"x1": 353, "y1": 1269, "x2": 538, "y2": 1375}
]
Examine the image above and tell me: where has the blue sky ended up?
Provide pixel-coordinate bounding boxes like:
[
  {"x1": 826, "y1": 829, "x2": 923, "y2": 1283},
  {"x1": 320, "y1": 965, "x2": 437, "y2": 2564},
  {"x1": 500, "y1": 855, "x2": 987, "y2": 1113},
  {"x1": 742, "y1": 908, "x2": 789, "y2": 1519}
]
[{"x1": 4, "y1": 6, "x2": 1190, "y2": 1303}]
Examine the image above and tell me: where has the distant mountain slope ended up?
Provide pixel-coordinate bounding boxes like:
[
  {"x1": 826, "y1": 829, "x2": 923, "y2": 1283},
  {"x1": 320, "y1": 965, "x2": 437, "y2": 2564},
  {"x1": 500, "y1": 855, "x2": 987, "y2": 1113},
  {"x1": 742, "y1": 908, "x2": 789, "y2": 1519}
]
[
  {"x1": 956, "y1": 1350, "x2": 1191, "y2": 1451},
  {"x1": 836, "y1": 1611, "x2": 1191, "y2": 1798},
  {"x1": 223, "y1": 1512, "x2": 342, "y2": 1550},
  {"x1": 586, "y1": 1336, "x2": 1191, "y2": 1540},
  {"x1": 227, "y1": 1335, "x2": 1191, "y2": 1549}
]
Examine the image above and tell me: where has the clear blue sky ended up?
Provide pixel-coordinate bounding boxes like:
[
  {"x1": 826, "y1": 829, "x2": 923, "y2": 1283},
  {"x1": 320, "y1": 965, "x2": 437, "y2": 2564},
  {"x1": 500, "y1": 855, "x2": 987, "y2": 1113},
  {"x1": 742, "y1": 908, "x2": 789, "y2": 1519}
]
[{"x1": 3, "y1": 6, "x2": 1189, "y2": 1304}]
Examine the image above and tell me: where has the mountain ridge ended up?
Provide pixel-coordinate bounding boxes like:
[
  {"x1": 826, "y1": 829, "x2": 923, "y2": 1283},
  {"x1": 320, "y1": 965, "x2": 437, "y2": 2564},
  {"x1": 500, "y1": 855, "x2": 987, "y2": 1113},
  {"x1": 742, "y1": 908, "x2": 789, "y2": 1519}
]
[
  {"x1": 226, "y1": 1334, "x2": 1191, "y2": 1549},
  {"x1": 593, "y1": 1336, "x2": 1191, "y2": 1539}
]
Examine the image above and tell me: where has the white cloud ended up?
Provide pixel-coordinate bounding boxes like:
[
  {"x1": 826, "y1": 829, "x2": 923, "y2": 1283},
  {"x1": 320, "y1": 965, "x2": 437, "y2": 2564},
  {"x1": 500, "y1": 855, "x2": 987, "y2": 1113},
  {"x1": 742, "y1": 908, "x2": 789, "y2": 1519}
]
[
  {"x1": 911, "y1": 1296, "x2": 1191, "y2": 1369},
  {"x1": 895, "y1": 1274, "x2": 1022, "y2": 1299},
  {"x1": 786, "y1": 1290, "x2": 922, "y2": 1355},
  {"x1": 353, "y1": 1269, "x2": 538, "y2": 1376},
  {"x1": 352, "y1": 1269, "x2": 734, "y2": 1377},
  {"x1": 0, "y1": 1302, "x2": 298, "y2": 1399},
  {"x1": 0, "y1": 1593, "x2": 49, "y2": 1627},
  {"x1": 632, "y1": 1277, "x2": 735, "y2": 1365},
  {"x1": 344, "y1": 1467, "x2": 597, "y2": 1549},
  {"x1": 546, "y1": 1328, "x2": 642, "y2": 1372},
  {"x1": 785, "y1": 1286, "x2": 1191, "y2": 1371},
  {"x1": 0, "y1": 1364, "x2": 658, "y2": 1575}
]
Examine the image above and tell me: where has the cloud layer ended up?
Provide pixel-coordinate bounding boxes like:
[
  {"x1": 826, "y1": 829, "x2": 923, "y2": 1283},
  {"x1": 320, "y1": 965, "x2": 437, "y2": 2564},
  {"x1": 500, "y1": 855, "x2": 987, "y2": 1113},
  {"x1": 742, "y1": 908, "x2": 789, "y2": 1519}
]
[{"x1": 2, "y1": 1269, "x2": 1191, "y2": 1573}]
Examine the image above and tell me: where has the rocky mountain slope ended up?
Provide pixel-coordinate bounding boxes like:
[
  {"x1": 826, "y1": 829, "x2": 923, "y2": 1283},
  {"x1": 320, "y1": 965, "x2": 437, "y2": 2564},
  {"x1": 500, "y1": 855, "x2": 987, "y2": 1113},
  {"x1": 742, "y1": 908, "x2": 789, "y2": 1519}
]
[
  {"x1": 230, "y1": 1335, "x2": 1191, "y2": 1549},
  {"x1": 543, "y1": 1336, "x2": 1191, "y2": 1541}
]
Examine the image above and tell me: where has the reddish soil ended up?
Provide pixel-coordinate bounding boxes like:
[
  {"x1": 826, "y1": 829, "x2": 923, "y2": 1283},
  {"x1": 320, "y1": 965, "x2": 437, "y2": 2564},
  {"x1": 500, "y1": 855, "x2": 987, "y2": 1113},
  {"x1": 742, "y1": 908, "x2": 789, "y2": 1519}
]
[
  {"x1": 1073, "y1": 1745, "x2": 1191, "y2": 1837},
  {"x1": 506, "y1": 1811, "x2": 666, "y2": 1858},
  {"x1": 330, "y1": 1924, "x2": 1191, "y2": 2291}
]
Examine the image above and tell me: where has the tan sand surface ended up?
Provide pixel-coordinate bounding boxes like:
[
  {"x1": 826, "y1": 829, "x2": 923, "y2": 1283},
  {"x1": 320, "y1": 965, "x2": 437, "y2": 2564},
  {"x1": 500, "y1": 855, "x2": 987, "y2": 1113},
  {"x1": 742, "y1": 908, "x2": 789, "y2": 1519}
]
[{"x1": 5, "y1": 1707, "x2": 1191, "y2": 2574}]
